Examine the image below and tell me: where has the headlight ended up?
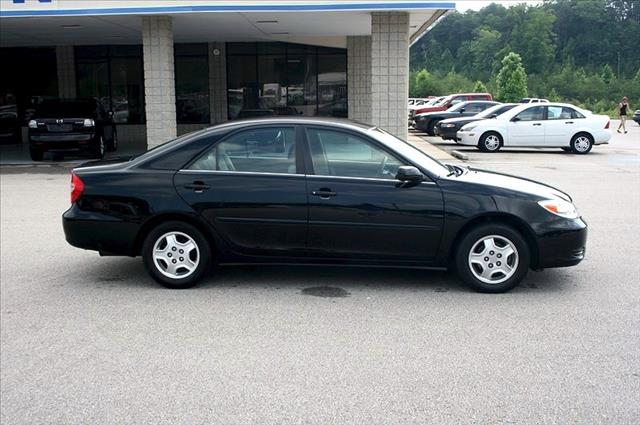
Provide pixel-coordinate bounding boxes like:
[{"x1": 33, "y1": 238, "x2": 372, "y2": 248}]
[
  {"x1": 83, "y1": 119, "x2": 95, "y2": 127},
  {"x1": 28, "y1": 120, "x2": 38, "y2": 129},
  {"x1": 538, "y1": 199, "x2": 579, "y2": 219},
  {"x1": 461, "y1": 124, "x2": 477, "y2": 132},
  {"x1": 440, "y1": 123, "x2": 456, "y2": 128}
]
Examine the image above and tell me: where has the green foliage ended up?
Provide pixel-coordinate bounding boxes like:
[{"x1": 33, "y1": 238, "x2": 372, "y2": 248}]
[
  {"x1": 409, "y1": 0, "x2": 640, "y2": 109},
  {"x1": 473, "y1": 80, "x2": 488, "y2": 93},
  {"x1": 496, "y1": 52, "x2": 528, "y2": 102}
]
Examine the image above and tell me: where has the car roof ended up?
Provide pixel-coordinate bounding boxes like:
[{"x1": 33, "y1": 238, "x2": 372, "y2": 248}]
[{"x1": 198, "y1": 116, "x2": 376, "y2": 134}]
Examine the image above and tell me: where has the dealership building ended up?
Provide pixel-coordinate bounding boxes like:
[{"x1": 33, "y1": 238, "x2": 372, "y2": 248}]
[{"x1": 0, "y1": 0, "x2": 454, "y2": 150}]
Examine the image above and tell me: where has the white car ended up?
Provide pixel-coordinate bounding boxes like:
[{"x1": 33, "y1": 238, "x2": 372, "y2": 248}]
[
  {"x1": 520, "y1": 98, "x2": 549, "y2": 103},
  {"x1": 456, "y1": 103, "x2": 611, "y2": 154}
]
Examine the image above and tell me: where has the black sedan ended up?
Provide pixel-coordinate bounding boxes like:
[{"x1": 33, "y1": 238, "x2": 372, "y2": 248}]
[
  {"x1": 414, "y1": 101, "x2": 499, "y2": 135},
  {"x1": 28, "y1": 98, "x2": 117, "y2": 161},
  {"x1": 63, "y1": 118, "x2": 587, "y2": 293},
  {"x1": 435, "y1": 103, "x2": 518, "y2": 141}
]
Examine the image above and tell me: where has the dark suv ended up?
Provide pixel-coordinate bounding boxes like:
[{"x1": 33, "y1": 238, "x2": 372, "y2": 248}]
[{"x1": 28, "y1": 98, "x2": 117, "y2": 161}]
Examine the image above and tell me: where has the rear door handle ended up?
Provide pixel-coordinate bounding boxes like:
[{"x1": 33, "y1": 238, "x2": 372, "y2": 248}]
[
  {"x1": 565, "y1": 121, "x2": 574, "y2": 124},
  {"x1": 184, "y1": 181, "x2": 211, "y2": 192},
  {"x1": 312, "y1": 189, "x2": 337, "y2": 199},
  {"x1": 532, "y1": 123, "x2": 542, "y2": 126}
]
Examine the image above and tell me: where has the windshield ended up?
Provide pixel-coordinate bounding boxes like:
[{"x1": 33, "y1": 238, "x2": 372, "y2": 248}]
[
  {"x1": 447, "y1": 102, "x2": 469, "y2": 112},
  {"x1": 369, "y1": 127, "x2": 449, "y2": 177},
  {"x1": 475, "y1": 104, "x2": 513, "y2": 118},
  {"x1": 36, "y1": 100, "x2": 95, "y2": 118}
]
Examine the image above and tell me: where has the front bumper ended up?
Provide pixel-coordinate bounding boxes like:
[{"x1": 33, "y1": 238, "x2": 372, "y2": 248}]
[
  {"x1": 30, "y1": 133, "x2": 96, "y2": 152},
  {"x1": 455, "y1": 131, "x2": 478, "y2": 146},
  {"x1": 535, "y1": 217, "x2": 588, "y2": 269},
  {"x1": 436, "y1": 126, "x2": 458, "y2": 140}
]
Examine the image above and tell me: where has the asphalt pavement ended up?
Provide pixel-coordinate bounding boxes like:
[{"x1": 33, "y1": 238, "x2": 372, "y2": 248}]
[{"x1": 1, "y1": 123, "x2": 639, "y2": 424}]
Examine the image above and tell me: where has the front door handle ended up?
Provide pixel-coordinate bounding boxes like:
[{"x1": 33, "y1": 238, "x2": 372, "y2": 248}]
[
  {"x1": 312, "y1": 188, "x2": 337, "y2": 199},
  {"x1": 565, "y1": 121, "x2": 574, "y2": 124},
  {"x1": 532, "y1": 123, "x2": 542, "y2": 126},
  {"x1": 184, "y1": 181, "x2": 211, "y2": 193}
]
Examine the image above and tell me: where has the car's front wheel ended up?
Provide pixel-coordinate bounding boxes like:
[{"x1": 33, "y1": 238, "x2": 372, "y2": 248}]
[
  {"x1": 142, "y1": 221, "x2": 212, "y2": 289},
  {"x1": 455, "y1": 224, "x2": 530, "y2": 293},
  {"x1": 478, "y1": 131, "x2": 502, "y2": 152},
  {"x1": 29, "y1": 147, "x2": 43, "y2": 161}
]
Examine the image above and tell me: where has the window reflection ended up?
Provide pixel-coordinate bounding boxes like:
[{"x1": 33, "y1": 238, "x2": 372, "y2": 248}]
[
  {"x1": 175, "y1": 44, "x2": 210, "y2": 124},
  {"x1": 227, "y1": 42, "x2": 347, "y2": 120}
]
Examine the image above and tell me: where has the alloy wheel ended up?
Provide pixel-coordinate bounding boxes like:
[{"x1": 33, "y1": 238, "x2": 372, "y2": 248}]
[
  {"x1": 573, "y1": 136, "x2": 591, "y2": 153},
  {"x1": 152, "y1": 231, "x2": 200, "y2": 279},
  {"x1": 484, "y1": 134, "x2": 501, "y2": 151},
  {"x1": 468, "y1": 235, "x2": 519, "y2": 284}
]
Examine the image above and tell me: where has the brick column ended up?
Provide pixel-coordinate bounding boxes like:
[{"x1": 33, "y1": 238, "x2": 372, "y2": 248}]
[
  {"x1": 142, "y1": 15, "x2": 177, "y2": 149},
  {"x1": 56, "y1": 46, "x2": 76, "y2": 99},
  {"x1": 347, "y1": 36, "x2": 372, "y2": 124},
  {"x1": 208, "y1": 42, "x2": 228, "y2": 124},
  {"x1": 371, "y1": 12, "x2": 410, "y2": 140}
]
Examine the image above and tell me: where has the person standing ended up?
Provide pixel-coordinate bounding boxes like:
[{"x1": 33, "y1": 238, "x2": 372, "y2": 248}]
[{"x1": 617, "y1": 96, "x2": 630, "y2": 134}]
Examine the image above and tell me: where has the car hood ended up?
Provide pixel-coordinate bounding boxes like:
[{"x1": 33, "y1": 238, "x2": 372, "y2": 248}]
[{"x1": 444, "y1": 166, "x2": 572, "y2": 202}]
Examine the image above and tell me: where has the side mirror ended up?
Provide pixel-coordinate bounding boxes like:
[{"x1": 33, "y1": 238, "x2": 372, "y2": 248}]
[
  {"x1": 511, "y1": 116, "x2": 520, "y2": 122},
  {"x1": 395, "y1": 166, "x2": 424, "y2": 183},
  {"x1": 489, "y1": 113, "x2": 498, "y2": 119},
  {"x1": 459, "y1": 108, "x2": 465, "y2": 113}
]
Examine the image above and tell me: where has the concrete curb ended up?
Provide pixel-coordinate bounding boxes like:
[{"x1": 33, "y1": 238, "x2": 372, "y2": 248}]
[{"x1": 451, "y1": 150, "x2": 469, "y2": 161}]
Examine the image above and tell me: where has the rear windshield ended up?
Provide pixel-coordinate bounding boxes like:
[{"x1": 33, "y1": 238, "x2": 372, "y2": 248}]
[{"x1": 36, "y1": 100, "x2": 95, "y2": 118}]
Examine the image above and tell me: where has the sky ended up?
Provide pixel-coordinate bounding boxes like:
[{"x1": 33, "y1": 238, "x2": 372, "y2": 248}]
[{"x1": 455, "y1": 0, "x2": 542, "y2": 12}]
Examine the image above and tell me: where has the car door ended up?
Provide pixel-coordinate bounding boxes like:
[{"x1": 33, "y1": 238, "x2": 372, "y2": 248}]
[
  {"x1": 303, "y1": 126, "x2": 444, "y2": 262},
  {"x1": 174, "y1": 125, "x2": 309, "y2": 258},
  {"x1": 507, "y1": 105, "x2": 546, "y2": 146},
  {"x1": 544, "y1": 106, "x2": 581, "y2": 146}
]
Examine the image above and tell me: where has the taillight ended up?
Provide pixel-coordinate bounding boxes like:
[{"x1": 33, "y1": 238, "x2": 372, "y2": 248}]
[
  {"x1": 605, "y1": 120, "x2": 610, "y2": 129},
  {"x1": 70, "y1": 172, "x2": 85, "y2": 204}
]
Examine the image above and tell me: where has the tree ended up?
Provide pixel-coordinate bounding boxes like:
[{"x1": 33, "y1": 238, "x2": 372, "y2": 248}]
[
  {"x1": 496, "y1": 52, "x2": 528, "y2": 102},
  {"x1": 473, "y1": 81, "x2": 488, "y2": 93},
  {"x1": 601, "y1": 64, "x2": 615, "y2": 84}
]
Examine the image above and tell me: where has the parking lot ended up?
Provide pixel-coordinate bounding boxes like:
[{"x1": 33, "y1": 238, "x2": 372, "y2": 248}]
[{"x1": 1, "y1": 123, "x2": 639, "y2": 424}]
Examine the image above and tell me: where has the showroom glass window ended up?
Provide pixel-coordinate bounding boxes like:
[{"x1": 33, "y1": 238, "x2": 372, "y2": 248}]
[
  {"x1": 226, "y1": 42, "x2": 347, "y2": 120},
  {"x1": 75, "y1": 46, "x2": 145, "y2": 124},
  {"x1": 0, "y1": 47, "x2": 58, "y2": 129},
  {"x1": 175, "y1": 44, "x2": 210, "y2": 124}
]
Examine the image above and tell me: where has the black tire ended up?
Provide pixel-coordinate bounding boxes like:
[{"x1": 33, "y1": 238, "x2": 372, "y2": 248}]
[
  {"x1": 426, "y1": 120, "x2": 437, "y2": 136},
  {"x1": 570, "y1": 133, "x2": 593, "y2": 154},
  {"x1": 106, "y1": 128, "x2": 118, "y2": 152},
  {"x1": 29, "y1": 147, "x2": 43, "y2": 161},
  {"x1": 455, "y1": 223, "x2": 530, "y2": 293},
  {"x1": 142, "y1": 221, "x2": 212, "y2": 289},
  {"x1": 92, "y1": 136, "x2": 105, "y2": 159},
  {"x1": 478, "y1": 131, "x2": 502, "y2": 152}
]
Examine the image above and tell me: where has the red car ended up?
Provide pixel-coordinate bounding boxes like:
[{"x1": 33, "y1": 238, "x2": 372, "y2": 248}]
[{"x1": 413, "y1": 92, "x2": 493, "y2": 116}]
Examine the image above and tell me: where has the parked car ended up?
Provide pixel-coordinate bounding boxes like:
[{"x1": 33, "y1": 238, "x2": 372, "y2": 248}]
[
  {"x1": 0, "y1": 103, "x2": 21, "y2": 144},
  {"x1": 633, "y1": 109, "x2": 640, "y2": 125},
  {"x1": 411, "y1": 92, "x2": 493, "y2": 120},
  {"x1": 435, "y1": 103, "x2": 518, "y2": 141},
  {"x1": 63, "y1": 117, "x2": 587, "y2": 293},
  {"x1": 414, "y1": 100, "x2": 499, "y2": 135},
  {"x1": 28, "y1": 98, "x2": 117, "y2": 161},
  {"x1": 456, "y1": 103, "x2": 611, "y2": 154},
  {"x1": 520, "y1": 98, "x2": 549, "y2": 104}
]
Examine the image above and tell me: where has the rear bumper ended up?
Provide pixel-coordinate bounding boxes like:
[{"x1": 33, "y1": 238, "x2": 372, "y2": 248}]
[
  {"x1": 63, "y1": 204, "x2": 139, "y2": 256},
  {"x1": 535, "y1": 217, "x2": 588, "y2": 268}
]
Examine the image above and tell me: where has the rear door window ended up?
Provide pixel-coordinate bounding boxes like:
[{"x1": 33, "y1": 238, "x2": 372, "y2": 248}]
[{"x1": 189, "y1": 127, "x2": 297, "y2": 174}]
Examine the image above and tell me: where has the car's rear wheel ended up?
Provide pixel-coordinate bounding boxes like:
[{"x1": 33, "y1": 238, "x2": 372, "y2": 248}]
[
  {"x1": 570, "y1": 133, "x2": 593, "y2": 154},
  {"x1": 29, "y1": 147, "x2": 43, "y2": 161},
  {"x1": 142, "y1": 221, "x2": 212, "y2": 289},
  {"x1": 426, "y1": 120, "x2": 438, "y2": 136},
  {"x1": 478, "y1": 131, "x2": 502, "y2": 152},
  {"x1": 455, "y1": 223, "x2": 530, "y2": 293}
]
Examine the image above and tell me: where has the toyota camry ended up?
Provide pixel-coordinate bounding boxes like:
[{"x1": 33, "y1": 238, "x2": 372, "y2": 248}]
[{"x1": 63, "y1": 118, "x2": 587, "y2": 292}]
